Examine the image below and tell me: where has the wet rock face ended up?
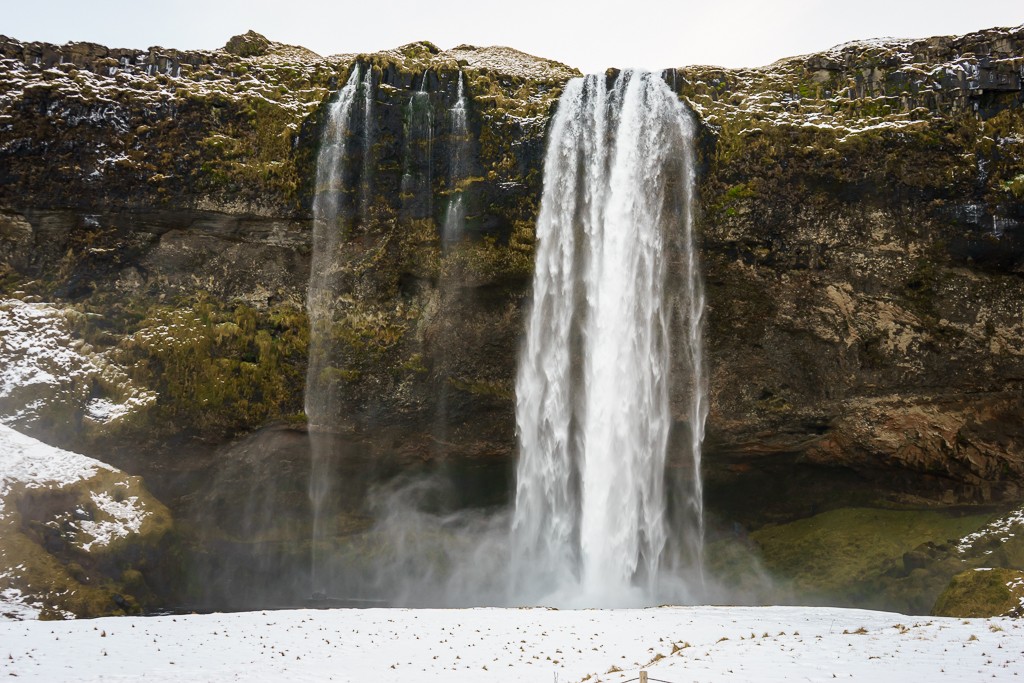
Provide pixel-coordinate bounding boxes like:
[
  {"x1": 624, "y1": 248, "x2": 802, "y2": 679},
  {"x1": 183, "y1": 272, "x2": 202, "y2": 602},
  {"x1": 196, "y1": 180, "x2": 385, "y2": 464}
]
[{"x1": 0, "y1": 26, "x2": 1022, "y2": 519}]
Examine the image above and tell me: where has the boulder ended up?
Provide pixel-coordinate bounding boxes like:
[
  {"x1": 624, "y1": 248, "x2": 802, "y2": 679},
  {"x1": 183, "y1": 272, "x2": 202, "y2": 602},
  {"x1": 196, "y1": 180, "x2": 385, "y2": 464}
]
[
  {"x1": 933, "y1": 567, "x2": 1024, "y2": 617},
  {"x1": 0, "y1": 424, "x2": 173, "y2": 619}
]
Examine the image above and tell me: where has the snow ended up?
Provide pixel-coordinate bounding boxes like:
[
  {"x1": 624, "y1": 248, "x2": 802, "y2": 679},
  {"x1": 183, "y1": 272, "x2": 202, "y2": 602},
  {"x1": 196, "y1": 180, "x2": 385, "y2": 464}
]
[
  {"x1": 0, "y1": 424, "x2": 151, "y2": 543},
  {"x1": 77, "y1": 491, "x2": 147, "y2": 552},
  {"x1": 0, "y1": 424, "x2": 152, "y2": 618},
  {"x1": 84, "y1": 397, "x2": 130, "y2": 422},
  {"x1": 956, "y1": 507, "x2": 1024, "y2": 554},
  {"x1": 0, "y1": 605, "x2": 1020, "y2": 681},
  {"x1": 0, "y1": 299, "x2": 88, "y2": 400},
  {"x1": 0, "y1": 588, "x2": 40, "y2": 621},
  {"x1": 444, "y1": 45, "x2": 578, "y2": 81},
  {"x1": 1010, "y1": 576, "x2": 1024, "y2": 611},
  {"x1": 0, "y1": 424, "x2": 113, "y2": 519},
  {"x1": 0, "y1": 298, "x2": 156, "y2": 427}
]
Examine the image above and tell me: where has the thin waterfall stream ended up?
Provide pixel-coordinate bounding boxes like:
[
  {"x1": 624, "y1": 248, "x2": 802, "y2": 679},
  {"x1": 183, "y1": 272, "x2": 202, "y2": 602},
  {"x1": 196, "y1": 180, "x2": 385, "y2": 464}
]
[
  {"x1": 306, "y1": 66, "x2": 364, "y2": 596},
  {"x1": 432, "y1": 71, "x2": 471, "y2": 455},
  {"x1": 401, "y1": 73, "x2": 433, "y2": 218},
  {"x1": 441, "y1": 71, "x2": 468, "y2": 246}
]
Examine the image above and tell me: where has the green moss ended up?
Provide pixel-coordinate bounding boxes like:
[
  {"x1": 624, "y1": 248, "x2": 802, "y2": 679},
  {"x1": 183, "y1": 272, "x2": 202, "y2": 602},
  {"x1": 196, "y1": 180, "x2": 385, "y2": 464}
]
[
  {"x1": 441, "y1": 222, "x2": 535, "y2": 284},
  {"x1": 1002, "y1": 174, "x2": 1024, "y2": 200},
  {"x1": 0, "y1": 468, "x2": 174, "y2": 618},
  {"x1": 750, "y1": 507, "x2": 991, "y2": 596},
  {"x1": 933, "y1": 568, "x2": 1024, "y2": 617},
  {"x1": 709, "y1": 181, "x2": 758, "y2": 217},
  {"x1": 0, "y1": 263, "x2": 21, "y2": 296},
  {"x1": 113, "y1": 297, "x2": 308, "y2": 436},
  {"x1": 448, "y1": 376, "x2": 513, "y2": 400},
  {"x1": 399, "y1": 352, "x2": 429, "y2": 375},
  {"x1": 224, "y1": 32, "x2": 271, "y2": 58}
]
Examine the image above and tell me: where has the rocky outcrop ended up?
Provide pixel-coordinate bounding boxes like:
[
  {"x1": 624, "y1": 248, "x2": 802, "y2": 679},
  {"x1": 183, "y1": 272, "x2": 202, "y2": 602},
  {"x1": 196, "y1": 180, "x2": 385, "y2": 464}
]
[
  {"x1": 933, "y1": 567, "x2": 1024, "y2": 617},
  {"x1": 0, "y1": 26, "x2": 1022, "y2": 553},
  {"x1": 0, "y1": 424, "x2": 173, "y2": 618}
]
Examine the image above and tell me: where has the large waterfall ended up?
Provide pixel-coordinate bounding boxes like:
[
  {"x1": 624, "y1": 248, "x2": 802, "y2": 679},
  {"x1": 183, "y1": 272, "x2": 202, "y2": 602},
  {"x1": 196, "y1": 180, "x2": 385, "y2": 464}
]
[{"x1": 511, "y1": 70, "x2": 706, "y2": 606}]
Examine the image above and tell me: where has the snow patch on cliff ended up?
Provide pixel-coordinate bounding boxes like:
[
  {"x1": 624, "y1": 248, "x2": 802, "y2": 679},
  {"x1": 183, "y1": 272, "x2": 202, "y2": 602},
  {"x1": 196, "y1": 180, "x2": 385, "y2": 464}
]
[
  {"x1": 0, "y1": 587, "x2": 41, "y2": 621},
  {"x1": 0, "y1": 424, "x2": 111, "y2": 519},
  {"x1": 77, "y1": 491, "x2": 148, "y2": 552},
  {"x1": 956, "y1": 507, "x2": 1024, "y2": 554},
  {"x1": 0, "y1": 298, "x2": 156, "y2": 429}
]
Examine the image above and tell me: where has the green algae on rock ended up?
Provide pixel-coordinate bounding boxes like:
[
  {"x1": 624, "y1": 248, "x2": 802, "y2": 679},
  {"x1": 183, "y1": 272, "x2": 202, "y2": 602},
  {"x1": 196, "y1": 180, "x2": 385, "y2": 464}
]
[{"x1": 933, "y1": 567, "x2": 1024, "y2": 617}]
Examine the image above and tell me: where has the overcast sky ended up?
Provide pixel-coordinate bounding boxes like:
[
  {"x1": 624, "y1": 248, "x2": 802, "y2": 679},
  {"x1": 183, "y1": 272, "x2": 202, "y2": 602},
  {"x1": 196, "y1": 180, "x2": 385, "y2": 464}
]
[{"x1": 4, "y1": 1, "x2": 1022, "y2": 73}]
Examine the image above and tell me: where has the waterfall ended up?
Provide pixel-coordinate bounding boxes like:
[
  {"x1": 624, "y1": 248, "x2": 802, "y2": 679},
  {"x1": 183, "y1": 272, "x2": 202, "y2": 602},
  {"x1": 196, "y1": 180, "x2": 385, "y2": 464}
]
[
  {"x1": 442, "y1": 72, "x2": 469, "y2": 246},
  {"x1": 511, "y1": 70, "x2": 706, "y2": 607},
  {"x1": 306, "y1": 66, "x2": 363, "y2": 595},
  {"x1": 401, "y1": 73, "x2": 433, "y2": 218},
  {"x1": 429, "y1": 72, "x2": 472, "y2": 457},
  {"x1": 359, "y1": 67, "x2": 375, "y2": 222}
]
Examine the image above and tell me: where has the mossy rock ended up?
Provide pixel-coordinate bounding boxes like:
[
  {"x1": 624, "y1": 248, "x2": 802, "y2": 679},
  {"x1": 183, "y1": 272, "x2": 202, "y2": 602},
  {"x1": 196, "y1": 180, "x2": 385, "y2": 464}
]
[
  {"x1": 224, "y1": 31, "x2": 272, "y2": 58},
  {"x1": 0, "y1": 449, "x2": 174, "y2": 618},
  {"x1": 111, "y1": 297, "x2": 309, "y2": 439},
  {"x1": 749, "y1": 507, "x2": 991, "y2": 598},
  {"x1": 932, "y1": 568, "x2": 1024, "y2": 617},
  {"x1": 0, "y1": 421, "x2": 177, "y2": 618}
]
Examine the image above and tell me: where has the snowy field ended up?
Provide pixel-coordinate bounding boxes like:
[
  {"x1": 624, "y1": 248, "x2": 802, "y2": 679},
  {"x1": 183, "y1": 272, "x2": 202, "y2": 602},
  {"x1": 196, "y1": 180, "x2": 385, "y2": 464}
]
[{"x1": 1, "y1": 605, "x2": 1021, "y2": 682}]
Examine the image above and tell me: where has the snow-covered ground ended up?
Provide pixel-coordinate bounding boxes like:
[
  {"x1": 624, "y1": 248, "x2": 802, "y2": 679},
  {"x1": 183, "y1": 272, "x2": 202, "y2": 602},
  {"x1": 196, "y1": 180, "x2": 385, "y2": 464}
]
[{"x1": 0, "y1": 605, "x2": 1020, "y2": 682}]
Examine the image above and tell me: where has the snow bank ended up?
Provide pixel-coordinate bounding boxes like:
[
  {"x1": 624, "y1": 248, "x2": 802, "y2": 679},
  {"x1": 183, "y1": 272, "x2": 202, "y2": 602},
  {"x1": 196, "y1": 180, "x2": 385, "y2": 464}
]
[{"x1": 0, "y1": 605, "x2": 1020, "y2": 681}]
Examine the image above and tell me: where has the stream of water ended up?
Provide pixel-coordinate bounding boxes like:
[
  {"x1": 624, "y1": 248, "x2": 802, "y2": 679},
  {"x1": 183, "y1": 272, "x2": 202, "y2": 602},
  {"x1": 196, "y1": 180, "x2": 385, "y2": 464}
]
[{"x1": 511, "y1": 70, "x2": 706, "y2": 606}]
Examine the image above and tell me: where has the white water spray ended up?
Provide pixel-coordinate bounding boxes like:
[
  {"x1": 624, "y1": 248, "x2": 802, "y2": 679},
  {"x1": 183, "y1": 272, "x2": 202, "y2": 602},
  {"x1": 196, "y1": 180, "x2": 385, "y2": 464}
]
[{"x1": 511, "y1": 70, "x2": 706, "y2": 606}]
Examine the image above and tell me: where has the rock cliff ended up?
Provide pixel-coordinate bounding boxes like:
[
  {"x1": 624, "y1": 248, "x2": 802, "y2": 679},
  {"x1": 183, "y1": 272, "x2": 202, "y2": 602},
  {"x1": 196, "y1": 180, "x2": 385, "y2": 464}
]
[{"x1": 1, "y1": 26, "x2": 1023, "y2": 611}]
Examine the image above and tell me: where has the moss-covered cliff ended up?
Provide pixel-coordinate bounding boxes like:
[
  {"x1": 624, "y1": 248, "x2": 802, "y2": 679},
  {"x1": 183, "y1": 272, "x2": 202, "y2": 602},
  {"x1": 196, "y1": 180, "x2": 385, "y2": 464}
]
[
  {"x1": 1, "y1": 27, "x2": 1023, "y2": 614},
  {"x1": 671, "y1": 27, "x2": 1024, "y2": 515},
  {"x1": 0, "y1": 32, "x2": 576, "y2": 458}
]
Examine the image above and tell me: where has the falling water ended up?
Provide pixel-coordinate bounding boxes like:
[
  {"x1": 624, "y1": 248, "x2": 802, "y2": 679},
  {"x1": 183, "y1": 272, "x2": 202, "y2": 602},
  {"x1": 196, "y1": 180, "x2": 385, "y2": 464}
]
[
  {"x1": 430, "y1": 72, "x2": 471, "y2": 457},
  {"x1": 511, "y1": 70, "x2": 706, "y2": 606},
  {"x1": 306, "y1": 66, "x2": 363, "y2": 594},
  {"x1": 401, "y1": 74, "x2": 433, "y2": 217},
  {"x1": 359, "y1": 67, "x2": 375, "y2": 222},
  {"x1": 442, "y1": 72, "x2": 469, "y2": 246}
]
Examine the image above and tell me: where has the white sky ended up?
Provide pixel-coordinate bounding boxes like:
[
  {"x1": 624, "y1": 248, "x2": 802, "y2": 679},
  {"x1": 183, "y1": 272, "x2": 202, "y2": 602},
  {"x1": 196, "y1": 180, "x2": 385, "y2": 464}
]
[{"x1": 4, "y1": 1, "x2": 1022, "y2": 73}]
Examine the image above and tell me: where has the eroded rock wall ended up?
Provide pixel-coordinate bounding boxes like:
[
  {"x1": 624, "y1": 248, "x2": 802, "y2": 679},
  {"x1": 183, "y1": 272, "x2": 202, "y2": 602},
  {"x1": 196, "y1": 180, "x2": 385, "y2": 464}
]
[
  {"x1": 674, "y1": 26, "x2": 1024, "y2": 513},
  {"x1": 0, "y1": 27, "x2": 1022, "y2": 522}
]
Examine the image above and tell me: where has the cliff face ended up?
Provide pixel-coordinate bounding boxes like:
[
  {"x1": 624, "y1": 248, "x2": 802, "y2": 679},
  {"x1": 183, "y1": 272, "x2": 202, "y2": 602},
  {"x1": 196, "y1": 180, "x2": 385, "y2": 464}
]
[
  {"x1": 677, "y1": 28, "x2": 1024, "y2": 516},
  {"x1": 1, "y1": 27, "x2": 1022, "y2": 526}
]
